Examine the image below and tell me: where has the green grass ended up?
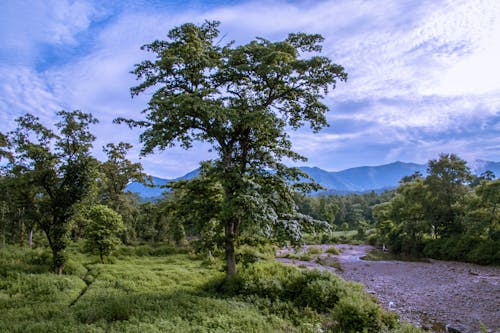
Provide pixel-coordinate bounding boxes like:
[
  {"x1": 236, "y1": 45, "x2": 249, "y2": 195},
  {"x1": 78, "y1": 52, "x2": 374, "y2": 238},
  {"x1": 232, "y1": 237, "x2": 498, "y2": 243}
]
[
  {"x1": 360, "y1": 249, "x2": 430, "y2": 263},
  {"x1": 0, "y1": 245, "x2": 295, "y2": 332},
  {"x1": 0, "y1": 243, "x2": 419, "y2": 332},
  {"x1": 315, "y1": 255, "x2": 343, "y2": 271}
]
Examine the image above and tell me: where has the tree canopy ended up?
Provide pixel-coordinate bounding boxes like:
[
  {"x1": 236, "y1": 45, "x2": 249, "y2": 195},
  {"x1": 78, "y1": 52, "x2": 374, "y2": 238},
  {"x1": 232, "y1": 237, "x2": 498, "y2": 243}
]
[
  {"x1": 8, "y1": 111, "x2": 99, "y2": 274},
  {"x1": 117, "y1": 21, "x2": 347, "y2": 278}
]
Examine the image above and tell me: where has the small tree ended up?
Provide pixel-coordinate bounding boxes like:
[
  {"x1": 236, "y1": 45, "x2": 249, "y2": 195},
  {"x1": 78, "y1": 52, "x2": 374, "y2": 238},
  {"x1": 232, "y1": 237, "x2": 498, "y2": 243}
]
[{"x1": 84, "y1": 205, "x2": 125, "y2": 263}]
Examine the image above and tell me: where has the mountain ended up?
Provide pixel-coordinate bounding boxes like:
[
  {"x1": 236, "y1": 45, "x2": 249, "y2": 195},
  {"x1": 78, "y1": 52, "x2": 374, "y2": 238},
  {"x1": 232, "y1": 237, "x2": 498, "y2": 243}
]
[
  {"x1": 126, "y1": 160, "x2": 498, "y2": 199},
  {"x1": 469, "y1": 160, "x2": 500, "y2": 178},
  {"x1": 126, "y1": 171, "x2": 200, "y2": 200},
  {"x1": 300, "y1": 162, "x2": 426, "y2": 193}
]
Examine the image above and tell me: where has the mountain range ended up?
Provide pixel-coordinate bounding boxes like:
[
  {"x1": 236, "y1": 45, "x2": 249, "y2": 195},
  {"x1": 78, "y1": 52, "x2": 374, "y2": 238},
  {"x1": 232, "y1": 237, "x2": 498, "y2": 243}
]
[{"x1": 126, "y1": 160, "x2": 500, "y2": 199}]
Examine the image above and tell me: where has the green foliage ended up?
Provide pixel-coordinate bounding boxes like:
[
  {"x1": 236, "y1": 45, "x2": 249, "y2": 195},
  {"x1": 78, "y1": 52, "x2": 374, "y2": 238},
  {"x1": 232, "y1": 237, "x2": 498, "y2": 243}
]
[
  {"x1": 332, "y1": 293, "x2": 398, "y2": 333},
  {"x1": 99, "y1": 142, "x2": 147, "y2": 243},
  {"x1": 0, "y1": 131, "x2": 13, "y2": 163},
  {"x1": 423, "y1": 236, "x2": 499, "y2": 265},
  {"x1": 223, "y1": 261, "x2": 399, "y2": 332},
  {"x1": 0, "y1": 243, "x2": 416, "y2": 332},
  {"x1": 84, "y1": 205, "x2": 125, "y2": 263},
  {"x1": 325, "y1": 246, "x2": 340, "y2": 255},
  {"x1": 373, "y1": 154, "x2": 499, "y2": 264},
  {"x1": 294, "y1": 191, "x2": 394, "y2": 233},
  {"x1": 7, "y1": 110, "x2": 99, "y2": 274},
  {"x1": 307, "y1": 246, "x2": 323, "y2": 255},
  {"x1": 118, "y1": 21, "x2": 346, "y2": 278},
  {"x1": 425, "y1": 153, "x2": 472, "y2": 236}
]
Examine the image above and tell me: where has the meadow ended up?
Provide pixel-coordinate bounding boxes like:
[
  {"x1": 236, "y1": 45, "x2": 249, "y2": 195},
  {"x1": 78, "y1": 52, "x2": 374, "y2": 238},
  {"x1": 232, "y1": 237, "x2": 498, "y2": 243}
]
[{"x1": 0, "y1": 242, "x2": 420, "y2": 333}]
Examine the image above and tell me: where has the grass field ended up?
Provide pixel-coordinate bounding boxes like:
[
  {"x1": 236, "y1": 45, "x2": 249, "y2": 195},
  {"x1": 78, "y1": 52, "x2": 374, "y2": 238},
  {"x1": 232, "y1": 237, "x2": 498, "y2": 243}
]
[{"x1": 0, "y1": 243, "x2": 420, "y2": 332}]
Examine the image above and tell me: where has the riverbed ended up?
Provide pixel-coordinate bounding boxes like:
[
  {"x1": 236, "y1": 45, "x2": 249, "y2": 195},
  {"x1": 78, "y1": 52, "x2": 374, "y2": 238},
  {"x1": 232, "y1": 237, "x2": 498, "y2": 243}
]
[{"x1": 277, "y1": 244, "x2": 500, "y2": 333}]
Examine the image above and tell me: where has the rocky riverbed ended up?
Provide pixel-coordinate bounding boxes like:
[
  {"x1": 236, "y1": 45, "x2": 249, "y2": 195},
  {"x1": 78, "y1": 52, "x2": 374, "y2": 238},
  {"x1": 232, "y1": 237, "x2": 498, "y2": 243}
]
[{"x1": 277, "y1": 245, "x2": 500, "y2": 333}]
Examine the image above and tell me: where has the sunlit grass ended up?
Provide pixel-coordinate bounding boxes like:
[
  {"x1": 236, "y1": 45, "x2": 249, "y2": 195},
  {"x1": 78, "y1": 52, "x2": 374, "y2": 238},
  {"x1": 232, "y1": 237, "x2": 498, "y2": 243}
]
[{"x1": 0, "y1": 243, "x2": 418, "y2": 332}]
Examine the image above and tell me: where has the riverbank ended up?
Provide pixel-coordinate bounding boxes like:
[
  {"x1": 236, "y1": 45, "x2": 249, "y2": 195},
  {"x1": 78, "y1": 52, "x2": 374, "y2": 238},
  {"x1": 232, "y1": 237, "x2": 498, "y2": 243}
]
[{"x1": 277, "y1": 244, "x2": 500, "y2": 333}]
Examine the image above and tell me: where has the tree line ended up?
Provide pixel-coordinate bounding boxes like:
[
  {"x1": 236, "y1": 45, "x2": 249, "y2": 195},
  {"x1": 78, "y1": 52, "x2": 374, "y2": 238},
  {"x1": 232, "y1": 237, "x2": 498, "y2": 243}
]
[{"x1": 372, "y1": 153, "x2": 498, "y2": 264}]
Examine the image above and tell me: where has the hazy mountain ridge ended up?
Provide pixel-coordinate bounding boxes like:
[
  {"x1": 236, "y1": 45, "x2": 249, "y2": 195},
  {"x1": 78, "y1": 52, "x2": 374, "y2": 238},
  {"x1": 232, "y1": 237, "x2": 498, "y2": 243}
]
[{"x1": 126, "y1": 160, "x2": 499, "y2": 199}]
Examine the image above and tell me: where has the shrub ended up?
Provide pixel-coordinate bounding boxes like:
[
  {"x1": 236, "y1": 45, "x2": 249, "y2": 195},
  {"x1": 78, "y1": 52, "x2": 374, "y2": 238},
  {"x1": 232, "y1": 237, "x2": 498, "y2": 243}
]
[
  {"x1": 332, "y1": 293, "x2": 398, "y2": 333},
  {"x1": 423, "y1": 236, "x2": 500, "y2": 265},
  {"x1": 63, "y1": 258, "x2": 87, "y2": 278},
  {"x1": 325, "y1": 246, "x2": 340, "y2": 255},
  {"x1": 222, "y1": 261, "x2": 398, "y2": 332},
  {"x1": 321, "y1": 233, "x2": 339, "y2": 244},
  {"x1": 315, "y1": 255, "x2": 343, "y2": 271},
  {"x1": 306, "y1": 246, "x2": 323, "y2": 255}
]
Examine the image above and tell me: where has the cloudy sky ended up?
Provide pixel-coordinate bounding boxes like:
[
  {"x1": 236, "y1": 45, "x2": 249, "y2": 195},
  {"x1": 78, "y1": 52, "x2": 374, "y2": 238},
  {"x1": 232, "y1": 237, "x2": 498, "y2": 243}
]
[{"x1": 1, "y1": 0, "x2": 499, "y2": 178}]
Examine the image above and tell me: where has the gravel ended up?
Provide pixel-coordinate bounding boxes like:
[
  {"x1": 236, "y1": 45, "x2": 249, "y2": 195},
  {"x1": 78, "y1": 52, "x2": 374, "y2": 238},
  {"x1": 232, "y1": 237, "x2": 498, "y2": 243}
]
[{"x1": 277, "y1": 244, "x2": 500, "y2": 333}]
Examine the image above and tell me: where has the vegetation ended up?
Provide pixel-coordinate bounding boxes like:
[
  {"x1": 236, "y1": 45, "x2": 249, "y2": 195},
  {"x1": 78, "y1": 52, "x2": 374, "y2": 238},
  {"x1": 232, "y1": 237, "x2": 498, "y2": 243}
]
[
  {"x1": 6, "y1": 111, "x2": 99, "y2": 274},
  {"x1": 373, "y1": 154, "x2": 499, "y2": 264},
  {"x1": 116, "y1": 21, "x2": 347, "y2": 278},
  {"x1": 294, "y1": 190, "x2": 395, "y2": 241},
  {"x1": 325, "y1": 246, "x2": 340, "y2": 255},
  {"x1": 0, "y1": 242, "x2": 421, "y2": 333},
  {"x1": 84, "y1": 205, "x2": 126, "y2": 263}
]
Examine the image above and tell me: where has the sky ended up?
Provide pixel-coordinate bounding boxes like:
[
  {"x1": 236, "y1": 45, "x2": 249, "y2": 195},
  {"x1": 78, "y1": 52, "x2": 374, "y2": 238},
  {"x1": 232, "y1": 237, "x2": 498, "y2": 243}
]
[{"x1": 1, "y1": 0, "x2": 499, "y2": 179}]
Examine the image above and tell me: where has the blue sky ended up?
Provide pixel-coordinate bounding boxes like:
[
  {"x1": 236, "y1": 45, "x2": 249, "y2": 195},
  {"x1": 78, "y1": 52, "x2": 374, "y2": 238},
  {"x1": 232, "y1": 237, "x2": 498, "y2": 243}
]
[{"x1": 1, "y1": 0, "x2": 499, "y2": 178}]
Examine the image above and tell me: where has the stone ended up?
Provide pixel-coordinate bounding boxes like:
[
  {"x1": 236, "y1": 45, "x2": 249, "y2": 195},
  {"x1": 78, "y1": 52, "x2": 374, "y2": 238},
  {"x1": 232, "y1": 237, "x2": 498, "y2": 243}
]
[{"x1": 446, "y1": 324, "x2": 461, "y2": 333}]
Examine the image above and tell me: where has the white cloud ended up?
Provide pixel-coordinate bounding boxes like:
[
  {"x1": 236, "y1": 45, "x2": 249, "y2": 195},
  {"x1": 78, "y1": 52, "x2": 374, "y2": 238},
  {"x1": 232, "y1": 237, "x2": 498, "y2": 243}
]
[
  {"x1": 0, "y1": 66, "x2": 62, "y2": 128},
  {"x1": 0, "y1": 0, "x2": 99, "y2": 65},
  {"x1": 0, "y1": 0, "x2": 499, "y2": 176}
]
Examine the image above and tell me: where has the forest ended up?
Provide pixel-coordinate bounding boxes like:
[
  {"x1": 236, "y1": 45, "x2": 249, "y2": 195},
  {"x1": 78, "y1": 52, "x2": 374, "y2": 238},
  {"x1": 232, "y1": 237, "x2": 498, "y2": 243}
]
[{"x1": 0, "y1": 21, "x2": 498, "y2": 332}]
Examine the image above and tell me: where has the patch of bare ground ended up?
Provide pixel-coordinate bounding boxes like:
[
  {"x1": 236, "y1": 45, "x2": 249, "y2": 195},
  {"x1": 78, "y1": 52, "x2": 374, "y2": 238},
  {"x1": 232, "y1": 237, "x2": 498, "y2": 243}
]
[{"x1": 277, "y1": 244, "x2": 500, "y2": 333}]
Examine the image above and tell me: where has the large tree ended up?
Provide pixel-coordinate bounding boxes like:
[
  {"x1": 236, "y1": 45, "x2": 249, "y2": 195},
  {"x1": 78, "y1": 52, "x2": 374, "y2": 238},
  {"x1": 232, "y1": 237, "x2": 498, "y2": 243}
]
[
  {"x1": 9, "y1": 111, "x2": 98, "y2": 274},
  {"x1": 117, "y1": 21, "x2": 346, "y2": 278}
]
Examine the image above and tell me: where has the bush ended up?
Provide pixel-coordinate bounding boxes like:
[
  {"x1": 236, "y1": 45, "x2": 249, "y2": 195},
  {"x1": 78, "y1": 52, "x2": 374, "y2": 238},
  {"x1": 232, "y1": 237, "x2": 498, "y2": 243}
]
[
  {"x1": 466, "y1": 239, "x2": 500, "y2": 265},
  {"x1": 321, "y1": 233, "x2": 339, "y2": 244},
  {"x1": 222, "y1": 261, "x2": 398, "y2": 332},
  {"x1": 306, "y1": 246, "x2": 323, "y2": 255},
  {"x1": 315, "y1": 255, "x2": 342, "y2": 271},
  {"x1": 332, "y1": 294, "x2": 398, "y2": 333},
  {"x1": 236, "y1": 244, "x2": 275, "y2": 267},
  {"x1": 423, "y1": 236, "x2": 500, "y2": 265},
  {"x1": 325, "y1": 246, "x2": 340, "y2": 255}
]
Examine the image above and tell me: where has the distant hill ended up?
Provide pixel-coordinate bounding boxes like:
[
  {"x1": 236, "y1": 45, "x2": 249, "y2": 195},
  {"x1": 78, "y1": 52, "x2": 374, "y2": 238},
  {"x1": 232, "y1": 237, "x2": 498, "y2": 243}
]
[
  {"x1": 469, "y1": 160, "x2": 500, "y2": 178},
  {"x1": 126, "y1": 160, "x2": 498, "y2": 199},
  {"x1": 125, "y1": 170, "x2": 201, "y2": 200},
  {"x1": 300, "y1": 161, "x2": 427, "y2": 193}
]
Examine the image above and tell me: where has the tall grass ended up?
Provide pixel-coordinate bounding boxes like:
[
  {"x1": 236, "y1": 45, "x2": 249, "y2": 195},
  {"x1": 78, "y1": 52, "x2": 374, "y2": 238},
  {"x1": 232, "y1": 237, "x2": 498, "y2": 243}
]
[{"x1": 0, "y1": 243, "x2": 416, "y2": 332}]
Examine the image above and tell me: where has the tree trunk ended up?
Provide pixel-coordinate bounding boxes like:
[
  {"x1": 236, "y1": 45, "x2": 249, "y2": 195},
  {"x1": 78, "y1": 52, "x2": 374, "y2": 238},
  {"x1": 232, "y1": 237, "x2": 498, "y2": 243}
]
[
  {"x1": 19, "y1": 219, "x2": 25, "y2": 247},
  {"x1": 52, "y1": 248, "x2": 65, "y2": 275},
  {"x1": 28, "y1": 229, "x2": 33, "y2": 247},
  {"x1": 225, "y1": 221, "x2": 237, "y2": 280}
]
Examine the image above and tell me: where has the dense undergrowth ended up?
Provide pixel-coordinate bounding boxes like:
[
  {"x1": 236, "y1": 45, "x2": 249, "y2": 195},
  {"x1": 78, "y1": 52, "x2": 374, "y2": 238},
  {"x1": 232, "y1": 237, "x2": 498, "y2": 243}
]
[{"x1": 0, "y1": 243, "x2": 420, "y2": 332}]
